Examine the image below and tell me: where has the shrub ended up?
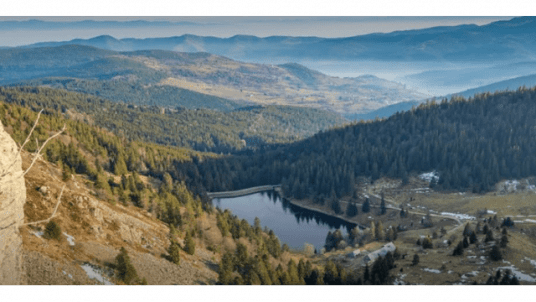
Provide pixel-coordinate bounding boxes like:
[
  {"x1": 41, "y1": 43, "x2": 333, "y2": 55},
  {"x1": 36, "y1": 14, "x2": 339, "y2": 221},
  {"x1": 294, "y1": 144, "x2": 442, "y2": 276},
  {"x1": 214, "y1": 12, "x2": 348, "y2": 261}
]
[
  {"x1": 115, "y1": 247, "x2": 139, "y2": 284},
  {"x1": 44, "y1": 220, "x2": 62, "y2": 241},
  {"x1": 422, "y1": 237, "x2": 433, "y2": 249}
]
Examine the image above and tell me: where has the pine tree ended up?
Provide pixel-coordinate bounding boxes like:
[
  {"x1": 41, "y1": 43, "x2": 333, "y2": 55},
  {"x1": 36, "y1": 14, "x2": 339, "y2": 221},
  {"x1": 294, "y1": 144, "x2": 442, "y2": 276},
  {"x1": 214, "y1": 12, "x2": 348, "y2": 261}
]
[
  {"x1": 463, "y1": 223, "x2": 472, "y2": 236},
  {"x1": 346, "y1": 202, "x2": 358, "y2": 217},
  {"x1": 324, "y1": 261, "x2": 339, "y2": 285},
  {"x1": 469, "y1": 231, "x2": 478, "y2": 244},
  {"x1": 184, "y1": 232, "x2": 196, "y2": 255},
  {"x1": 113, "y1": 153, "x2": 128, "y2": 175},
  {"x1": 452, "y1": 241, "x2": 464, "y2": 256},
  {"x1": 463, "y1": 236, "x2": 469, "y2": 248},
  {"x1": 287, "y1": 259, "x2": 302, "y2": 284},
  {"x1": 218, "y1": 252, "x2": 234, "y2": 285},
  {"x1": 380, "y1": 195, "x2": 387, "y2": 215},
  {"x1": 297, "y1": 259, "x2": 306, "y2": 280},
  {"x1": 485, "y1": 229, "x2": 494, "y2": 243},
  {"x1": 115, "y1": 247, "x2": 139, "y2": 285},
  {"x1": 234, "y1": 243, "x2": 248, "y2": 270},
  {"x1": 489, "y1": 244, "x2": 503, "y2": 261},
  {"x1": 375, "y1": 221, "x2": 385, "y2": 241},
  {"x1": 369, "y1": 221, "x2": 376, "y2": 241},
  {"x1": 422, "y1": 236, "x2": 433, "y2": 249},
  {"x1": 168, "y1": 240, "x2": 181, "y2": 265},
  {"x1": 412, "y1": 254, "x2": 420, "y2": 266},
  {"x1": 500, "y1": 234, "x2": 508, "y2": 248},
  {"x1": 362, "y1": 198, "x2": 371, "y2": 213},
  {"x1": 62, "y1": 163, "x2": 72, "y2": 181}
]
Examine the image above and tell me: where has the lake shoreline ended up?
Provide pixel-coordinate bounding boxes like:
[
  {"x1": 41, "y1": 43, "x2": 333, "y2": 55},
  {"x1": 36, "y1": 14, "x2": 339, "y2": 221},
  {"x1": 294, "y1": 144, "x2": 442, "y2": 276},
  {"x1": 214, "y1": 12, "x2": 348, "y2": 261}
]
[{"x1": 274, "y1": 187, "x2": 367, "y2": 230}]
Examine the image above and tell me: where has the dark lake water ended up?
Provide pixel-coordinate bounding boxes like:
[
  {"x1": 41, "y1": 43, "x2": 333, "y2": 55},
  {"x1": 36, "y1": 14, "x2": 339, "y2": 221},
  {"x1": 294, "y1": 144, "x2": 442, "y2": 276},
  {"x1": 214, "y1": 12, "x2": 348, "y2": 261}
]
[{"x1": 212, "y1": 190, "x2": 357, "y2": 251}]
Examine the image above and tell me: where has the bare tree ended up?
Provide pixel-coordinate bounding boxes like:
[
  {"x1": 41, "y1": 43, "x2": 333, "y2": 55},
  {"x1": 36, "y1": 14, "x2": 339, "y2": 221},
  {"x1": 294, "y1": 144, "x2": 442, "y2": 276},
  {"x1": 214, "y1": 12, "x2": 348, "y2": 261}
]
[{"x1": 1, "y1": 109, "x2": 66, "y2": 226}]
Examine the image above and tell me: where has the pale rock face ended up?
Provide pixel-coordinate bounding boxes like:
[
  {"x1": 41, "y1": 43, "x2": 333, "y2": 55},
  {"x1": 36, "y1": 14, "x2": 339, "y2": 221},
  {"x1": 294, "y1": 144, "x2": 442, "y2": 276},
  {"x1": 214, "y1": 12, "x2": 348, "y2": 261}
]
[{"x1": 0, "y1": 121, "x2": 26, "y2": 285}]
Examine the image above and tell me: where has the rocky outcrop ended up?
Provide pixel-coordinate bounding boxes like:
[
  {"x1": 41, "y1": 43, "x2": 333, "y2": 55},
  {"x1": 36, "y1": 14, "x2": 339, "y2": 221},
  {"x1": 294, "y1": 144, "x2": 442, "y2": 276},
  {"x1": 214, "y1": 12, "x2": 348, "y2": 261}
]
[{"x1": 0, "y1": 121, "x2": 26, "y2": 284}]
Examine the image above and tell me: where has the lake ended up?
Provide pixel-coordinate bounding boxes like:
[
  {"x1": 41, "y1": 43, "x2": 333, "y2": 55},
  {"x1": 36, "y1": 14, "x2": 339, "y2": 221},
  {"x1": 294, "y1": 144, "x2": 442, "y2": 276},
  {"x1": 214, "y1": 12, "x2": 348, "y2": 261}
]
[{"x1": 212, "y1": 190, "x2": 357, "y2": 251}]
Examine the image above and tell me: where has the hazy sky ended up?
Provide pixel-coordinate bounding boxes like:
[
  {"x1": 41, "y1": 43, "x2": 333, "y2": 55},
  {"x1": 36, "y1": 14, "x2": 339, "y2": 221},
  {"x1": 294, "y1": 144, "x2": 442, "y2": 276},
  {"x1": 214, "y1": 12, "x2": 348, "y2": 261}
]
[{"x1": 0, "y1": 17, "x2": 513, "y2": 47}]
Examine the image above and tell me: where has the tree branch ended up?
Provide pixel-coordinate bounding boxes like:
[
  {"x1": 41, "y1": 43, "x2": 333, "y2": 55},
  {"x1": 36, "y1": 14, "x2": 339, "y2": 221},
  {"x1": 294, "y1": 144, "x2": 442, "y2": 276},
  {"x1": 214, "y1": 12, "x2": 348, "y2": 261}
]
[
  {"x1": 22, "y1": 124, "x2": 66, "y2": 177},
  {"x1": 22, "y1": 184, "x2": 65, "y2": 226}
]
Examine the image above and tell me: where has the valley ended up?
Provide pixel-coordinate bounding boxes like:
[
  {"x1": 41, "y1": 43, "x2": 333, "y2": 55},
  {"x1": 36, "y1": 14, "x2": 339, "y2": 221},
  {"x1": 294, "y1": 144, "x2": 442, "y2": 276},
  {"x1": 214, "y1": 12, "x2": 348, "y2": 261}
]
[{"x1": 3, "y1": 16, "x2": 536, "y2": 288}]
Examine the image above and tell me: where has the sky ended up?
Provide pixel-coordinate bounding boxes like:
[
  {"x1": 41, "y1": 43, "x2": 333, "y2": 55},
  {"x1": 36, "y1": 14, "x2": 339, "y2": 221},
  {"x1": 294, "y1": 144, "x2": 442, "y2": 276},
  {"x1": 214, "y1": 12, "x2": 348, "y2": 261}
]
[{"x1": 0, "y1": 16, "x2": 513, "y2": 47}]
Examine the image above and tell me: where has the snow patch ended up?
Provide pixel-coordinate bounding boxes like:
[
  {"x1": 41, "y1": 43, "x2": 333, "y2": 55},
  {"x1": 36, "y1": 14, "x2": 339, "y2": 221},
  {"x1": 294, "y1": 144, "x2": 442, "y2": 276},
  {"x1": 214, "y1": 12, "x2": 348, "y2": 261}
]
[
  {"x1": 63, "y1": 232, "x2": 75, "y2": 246},
  {"x1": 80, "y1": 264, "x2": 113, "y2": 285},
  {"x1": 503, "y1": 180, "x2": 520, "y2": 192},
  {"x1": 62, "y1": 270, "x2": 73, "y2": 280},
  {"x1": 524, "y1": 258, "x2": 536, "y2": 269},
  {"x1": 460, "y1": 271, "x2": 479, "y2": 280},
  {"x1": 419, "y1": 171, "x2": 439, "y2": 183},
  {"x1": 498, "y1": 266, "x2": 536, "y2": 282},
  {"x1": 393, "y1": 273, "x2": 407, "y2": 285},
  {"x1": 423, "y1": 268, "x2": 441, "y2": 274},
  {"x1": 487, "y1": 210, "x2": 497, "y2": 215},
  {"x1": 440, "y1": 212, "x2": 476, "y2": 220}
]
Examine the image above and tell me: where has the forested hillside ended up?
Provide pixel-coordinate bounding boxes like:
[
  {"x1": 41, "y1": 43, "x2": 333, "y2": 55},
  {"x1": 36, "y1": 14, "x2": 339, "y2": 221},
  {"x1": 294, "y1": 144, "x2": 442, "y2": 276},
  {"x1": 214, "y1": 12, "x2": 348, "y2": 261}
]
[
  {"x1": 0, "y1": 87, "x2": 346, "y2": 153},
  {"x1": 0, "y1": 94, "x2": 366, "y2": 286},
  {"x1": 166, "y1": 87, "x2": 536, "y2": 198}
]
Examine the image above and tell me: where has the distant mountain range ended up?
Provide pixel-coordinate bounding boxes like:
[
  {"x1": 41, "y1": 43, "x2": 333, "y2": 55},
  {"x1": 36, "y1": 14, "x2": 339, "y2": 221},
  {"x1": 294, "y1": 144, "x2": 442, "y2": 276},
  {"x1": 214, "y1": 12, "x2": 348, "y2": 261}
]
[
  {"x1": 18, "y1": 17, "x2": 536, "y2": 64},
  {"x1": 448, "y1": 73, "x2": 536, "y2": 99},
  {"x1": 0, "y1": 45, "x2": 428, "y2": 116},
  {"x1": 0, "y1": 19, "x2": 199, "y2": 31}
]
